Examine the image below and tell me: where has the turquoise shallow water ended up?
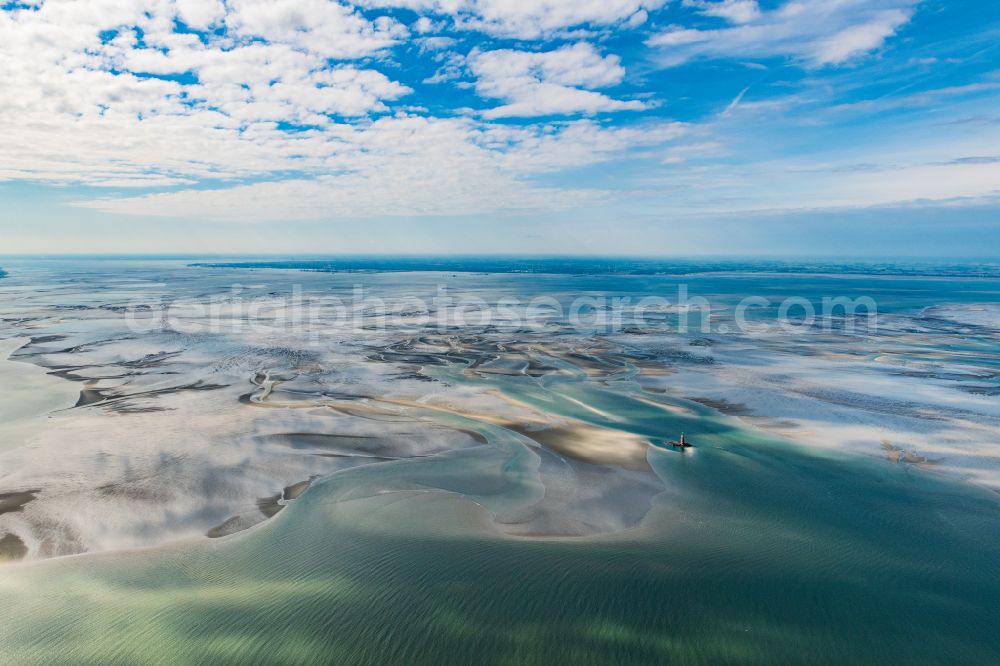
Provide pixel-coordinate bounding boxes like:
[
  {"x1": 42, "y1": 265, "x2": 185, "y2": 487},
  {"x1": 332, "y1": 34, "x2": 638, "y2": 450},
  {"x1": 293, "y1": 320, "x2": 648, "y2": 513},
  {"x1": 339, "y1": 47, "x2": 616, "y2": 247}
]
[
  {"x1": 2, "y1": 374, "x2": 1000, "y2": 664},
  {"x1": 1, "y1": 258, "x2": 1000, "y2": 663}
]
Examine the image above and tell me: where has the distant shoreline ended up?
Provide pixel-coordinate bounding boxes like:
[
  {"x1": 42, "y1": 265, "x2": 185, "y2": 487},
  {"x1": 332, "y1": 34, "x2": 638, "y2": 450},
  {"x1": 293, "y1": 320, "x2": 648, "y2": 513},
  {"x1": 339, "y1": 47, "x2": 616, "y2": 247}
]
[{"x1": 190, "y1": 257, "x2": 1000, "y2": 279}]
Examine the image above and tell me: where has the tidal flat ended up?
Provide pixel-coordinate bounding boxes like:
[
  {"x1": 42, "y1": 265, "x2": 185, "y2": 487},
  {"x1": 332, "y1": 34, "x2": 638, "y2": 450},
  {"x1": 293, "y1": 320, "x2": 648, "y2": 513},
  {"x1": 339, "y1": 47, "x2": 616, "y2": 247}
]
[{"x1": 0, "y1": 258, "x2": 999, "y2": 664}]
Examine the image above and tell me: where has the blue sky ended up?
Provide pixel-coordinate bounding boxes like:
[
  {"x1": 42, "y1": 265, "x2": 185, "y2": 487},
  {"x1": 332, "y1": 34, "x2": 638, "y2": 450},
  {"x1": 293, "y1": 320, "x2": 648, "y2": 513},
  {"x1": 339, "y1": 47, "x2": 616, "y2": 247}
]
[{"x1": 1, "y1": 0, "x2": 999, "y2": 255}]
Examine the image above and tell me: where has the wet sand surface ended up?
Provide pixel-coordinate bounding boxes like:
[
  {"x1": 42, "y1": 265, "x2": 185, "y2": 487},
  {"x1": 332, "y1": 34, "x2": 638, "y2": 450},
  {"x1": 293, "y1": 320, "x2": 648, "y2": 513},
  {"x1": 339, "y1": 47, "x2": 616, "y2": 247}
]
[
  {"x1": 0, "y1": 490, "x2": 40, "y2": 516},
  {"x1": 1, "y1": 260, "x2": 999, "y2": 663}
]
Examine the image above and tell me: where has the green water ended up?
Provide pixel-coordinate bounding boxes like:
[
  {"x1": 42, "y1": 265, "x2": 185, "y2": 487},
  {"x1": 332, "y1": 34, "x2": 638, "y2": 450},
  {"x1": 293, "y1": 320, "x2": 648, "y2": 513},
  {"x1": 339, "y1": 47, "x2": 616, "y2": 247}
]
[{"x1": 2, "y1": 372, "x2": 999, "y2": 664}]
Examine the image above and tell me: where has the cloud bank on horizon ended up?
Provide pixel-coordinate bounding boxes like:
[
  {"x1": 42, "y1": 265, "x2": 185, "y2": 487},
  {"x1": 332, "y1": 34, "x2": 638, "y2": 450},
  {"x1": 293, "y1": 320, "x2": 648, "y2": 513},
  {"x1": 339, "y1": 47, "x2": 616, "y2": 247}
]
[{"x1": 0, "y1": 0, "x2": 999, "y2": 252}]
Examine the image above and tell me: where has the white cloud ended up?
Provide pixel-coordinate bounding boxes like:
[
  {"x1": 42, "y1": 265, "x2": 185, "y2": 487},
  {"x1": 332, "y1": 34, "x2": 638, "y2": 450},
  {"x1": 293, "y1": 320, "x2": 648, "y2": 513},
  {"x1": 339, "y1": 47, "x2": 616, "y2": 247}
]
[
  {"x1": 479, "y1": 85, "x2": 645, "y2": 119},
  {"x1": 503, "y1": 121, "x2": 688, "y2": 170},
  {"x1": 115, "y1": 41, "x2": 413, "y2": 121},
  {"x1": 412, "y1": 16, "x2": 441, "y2": 34},
  {"x1": 72, "y1": 117, "x2": 687, "y2": 220},
  {"x1": 361, "y1": 0, "x2": 665, "y2": 38},
  {"x1": 6, "y1": 0, "x2": 987, "y2": 234},
  {"x1": 0, "y1": 2, "x2": 684, "y2": 220},
  {"x1": 811, "y1": 14, "x2": 910, "y2": 66},
  {"x1": 687, "y1": 0, "x2": 761, "y2": 24},
  {"x1": 627, "y1": 128, "x2": 1000, "y2": 215},
  {"x1": 661, "y1": 141, "x2": 725, "y2": 164},
  {"x1": 75, "y1": 170, "x2": 592, "y2": 221},
  {"x1": 224, "y1": 0, "x2": 405, "y2": 59},
  {"x1": 469, "y1": 43, "x2": 646, "y2": 118},
  {"x1": 0, "y1": 1, "x2": 413, "y2": 188},
  {"x1": 740, "y1": 159, "x2": 1000, "y2": 212},
  {"x1": 174, "y1": 0, "x2": 225, "y2": 30},
  {"x1": 648, "y1": 0, "x2": 917, "y2": 67}
]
